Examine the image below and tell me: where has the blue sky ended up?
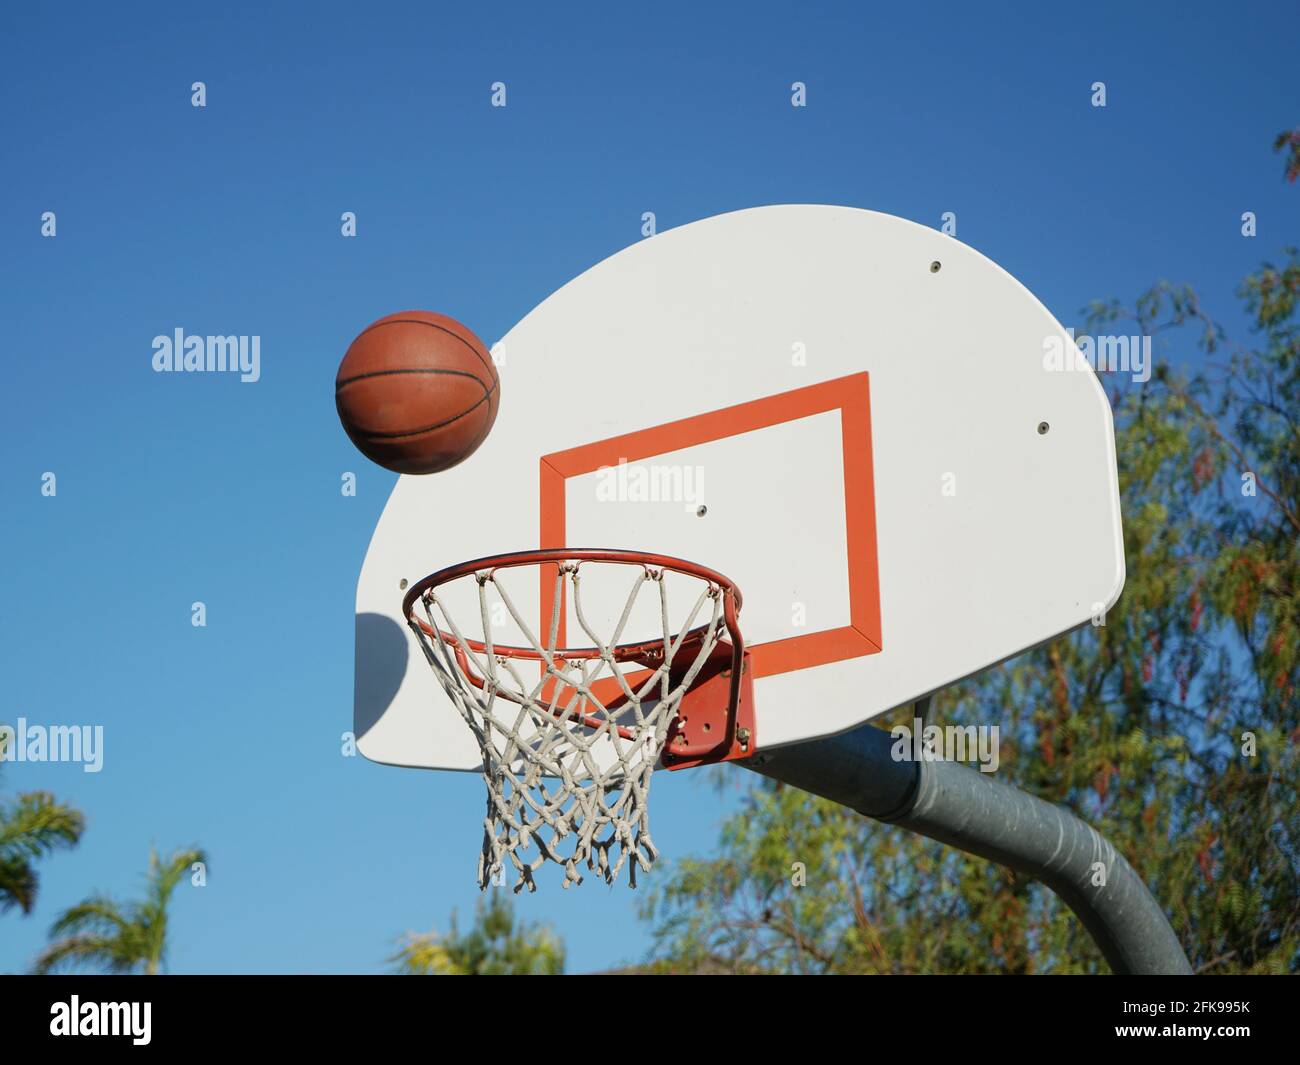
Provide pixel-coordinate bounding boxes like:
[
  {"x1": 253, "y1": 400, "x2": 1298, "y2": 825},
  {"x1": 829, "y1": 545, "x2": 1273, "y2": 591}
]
[{"x1": 1, "y1": 1, "x2": 1296, "y2": 973}]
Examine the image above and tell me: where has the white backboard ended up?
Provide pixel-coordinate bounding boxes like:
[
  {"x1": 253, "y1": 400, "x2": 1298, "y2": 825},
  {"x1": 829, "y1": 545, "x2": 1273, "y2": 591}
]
[{"x1": 353, "y1": 205, "x2": 1124, "y2": 770}]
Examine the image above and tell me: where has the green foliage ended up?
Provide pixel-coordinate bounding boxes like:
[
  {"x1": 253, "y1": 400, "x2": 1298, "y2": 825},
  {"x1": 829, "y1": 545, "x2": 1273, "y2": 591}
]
[
  {"x1": 1275, "y1": 128, "x2": 1300, "y2": 183},
  {"x1": 391, "y1": 892, "x2": 565, "y2": 975},
  {"x1": 32, "y1": 846, "x2": 206, "y2": 974},
  {"x1": 640, "y1": 239, "x2": 1300, "y2": 975},
  {"x1": 0, "y1": 790, "x2": 85, "y2": 915}
]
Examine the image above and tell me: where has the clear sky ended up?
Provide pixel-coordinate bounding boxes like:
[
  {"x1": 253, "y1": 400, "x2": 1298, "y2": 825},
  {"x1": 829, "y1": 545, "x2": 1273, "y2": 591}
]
[{"x1": 1, "y1": 1, "x2": 1296, "y2": 974}]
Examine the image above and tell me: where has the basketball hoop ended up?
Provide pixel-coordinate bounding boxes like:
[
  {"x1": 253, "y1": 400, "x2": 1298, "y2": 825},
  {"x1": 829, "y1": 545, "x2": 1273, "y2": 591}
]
[{"x1": 403, "y1": 549, "x2": 753, "y2": 891}]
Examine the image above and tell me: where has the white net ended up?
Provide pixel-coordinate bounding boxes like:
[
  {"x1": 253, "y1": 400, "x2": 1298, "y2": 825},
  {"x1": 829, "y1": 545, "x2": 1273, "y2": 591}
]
[{"x1": 408, "y1": 556, "x2": 732, "y2": 891}]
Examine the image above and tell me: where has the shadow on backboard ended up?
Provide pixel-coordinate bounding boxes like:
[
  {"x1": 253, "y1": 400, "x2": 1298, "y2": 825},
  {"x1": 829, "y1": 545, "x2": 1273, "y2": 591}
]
[{"x1": 354, "y1": 611, "x2": 408, "y2": 741}]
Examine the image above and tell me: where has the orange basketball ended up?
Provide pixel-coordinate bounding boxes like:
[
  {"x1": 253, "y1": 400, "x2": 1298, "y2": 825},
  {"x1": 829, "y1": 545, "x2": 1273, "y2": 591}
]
[{"x1": 335, "y1": 311, "x2": 500, "y2": 475}]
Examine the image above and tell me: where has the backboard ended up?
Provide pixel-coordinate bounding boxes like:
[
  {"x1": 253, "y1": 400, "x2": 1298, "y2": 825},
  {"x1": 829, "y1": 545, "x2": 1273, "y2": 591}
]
[{"x1": 353, "y1": 205, "x2": 1124, "y2": 772}]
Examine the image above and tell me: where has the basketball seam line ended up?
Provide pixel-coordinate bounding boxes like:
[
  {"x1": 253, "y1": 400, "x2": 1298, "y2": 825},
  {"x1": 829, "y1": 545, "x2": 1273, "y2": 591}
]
[
  {"x1": 354, "y1": 317, "x2": 495, "y2": 377},
  {"x1": 350, "y1": 384, "x2": 499, "y2": 440},
  {"x1": 335, "y1": 367, "x2": 495, "y2": 390}
]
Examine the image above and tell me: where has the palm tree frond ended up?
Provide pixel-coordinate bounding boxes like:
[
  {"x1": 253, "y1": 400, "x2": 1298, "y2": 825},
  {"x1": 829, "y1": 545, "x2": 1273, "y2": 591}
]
[
  {"x1": 0, "y1": 854, "x2": 39, "y2": 914},
  {"x1": 30, "y1": 846, "x2": 207, "y2": 975},
  {"x1": 48, "y1": 896, "x2": 131, "y2": 937},
  {"x1": 0, "y1": 792, "x2": 86, "y2": 855},
  {"x1": 33, "y1": 934, "x2": 140, "y2": 975},
  {"x1": 0, "y1": 791, "x2": 84, "y2": 915}
]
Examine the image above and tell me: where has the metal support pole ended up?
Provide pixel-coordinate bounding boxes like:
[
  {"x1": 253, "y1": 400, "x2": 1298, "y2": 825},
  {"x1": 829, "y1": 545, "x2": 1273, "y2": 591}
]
[{"x1": 742, "y1": 718, "x2": 1192, "y2": 975}]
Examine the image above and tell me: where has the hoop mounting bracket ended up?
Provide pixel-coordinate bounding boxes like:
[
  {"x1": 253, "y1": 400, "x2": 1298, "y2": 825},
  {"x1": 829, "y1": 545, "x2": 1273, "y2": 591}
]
[{"x1": 659, "y1": 642, "x2": 756, "y2": 770}]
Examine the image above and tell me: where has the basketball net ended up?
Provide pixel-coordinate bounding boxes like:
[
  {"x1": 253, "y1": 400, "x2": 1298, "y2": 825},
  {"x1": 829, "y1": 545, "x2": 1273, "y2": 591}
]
[{"x1": 407, "y1": 555, "x2": 738, "y2": 891}]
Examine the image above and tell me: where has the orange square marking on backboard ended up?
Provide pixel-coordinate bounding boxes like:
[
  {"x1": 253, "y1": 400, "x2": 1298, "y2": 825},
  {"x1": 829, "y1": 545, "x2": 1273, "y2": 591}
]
[{"x1": 537, "y1": 373, "x2": 882, "y2": 678}]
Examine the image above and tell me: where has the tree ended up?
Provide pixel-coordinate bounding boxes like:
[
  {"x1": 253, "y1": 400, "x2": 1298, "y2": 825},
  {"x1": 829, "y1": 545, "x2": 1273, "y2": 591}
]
[
  {"x1": 0, "y1": 727, "x2": 85, "y2": 917},
  {"x1": 391, "y1": 892, "x2": 565, "y2": 975},
  {"x1": 32, "y1": 846, "x2": 206, "y2": 974},
  {"x1": 0, "y1": 791, "x2": 85, "y2": 916}
]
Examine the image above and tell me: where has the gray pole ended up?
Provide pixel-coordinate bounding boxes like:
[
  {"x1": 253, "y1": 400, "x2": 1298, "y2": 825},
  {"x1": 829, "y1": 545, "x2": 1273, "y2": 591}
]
[{"x1": 741, "y1": 717, "x2": 1192, "y2": 975}]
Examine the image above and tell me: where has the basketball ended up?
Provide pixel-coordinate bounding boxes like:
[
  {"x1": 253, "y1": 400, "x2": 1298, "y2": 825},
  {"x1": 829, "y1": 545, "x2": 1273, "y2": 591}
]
[{"x1": 335, "y1": 311, "x2": 500, "y2": 475}]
